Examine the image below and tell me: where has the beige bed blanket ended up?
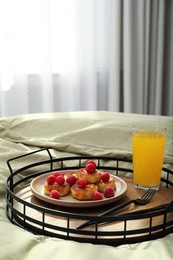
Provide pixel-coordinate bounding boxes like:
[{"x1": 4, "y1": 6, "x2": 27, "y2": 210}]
[{"x1": 0, "y1": 111, "x2": 173, "y2": 260}]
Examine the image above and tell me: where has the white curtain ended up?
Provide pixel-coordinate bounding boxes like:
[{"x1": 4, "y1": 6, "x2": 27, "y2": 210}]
[{"x1": 0, "y1": 0, "x2": 172, "y2": 117}]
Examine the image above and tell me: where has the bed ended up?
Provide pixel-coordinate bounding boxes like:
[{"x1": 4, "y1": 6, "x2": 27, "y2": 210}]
[{"x1": 0, "y1": 111, "x2": 173, "y2": 260}]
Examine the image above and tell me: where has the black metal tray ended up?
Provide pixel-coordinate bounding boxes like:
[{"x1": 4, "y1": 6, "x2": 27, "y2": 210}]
[{"x1": 6, "y1": 148, "x2": 173, "y2": 247}]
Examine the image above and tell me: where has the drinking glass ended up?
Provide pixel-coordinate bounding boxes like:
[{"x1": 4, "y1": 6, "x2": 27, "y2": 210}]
[{"x1": 132, "y1": 127, "x2": 166, "y2": 190}]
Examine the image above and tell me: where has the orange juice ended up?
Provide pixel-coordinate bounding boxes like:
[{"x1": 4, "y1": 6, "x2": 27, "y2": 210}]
[{"x1": 132, "y1": 130, "x2": 166, "y2": 189}]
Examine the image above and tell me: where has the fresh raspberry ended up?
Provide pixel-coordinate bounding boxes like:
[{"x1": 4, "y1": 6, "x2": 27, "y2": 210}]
[
  {"x1": 56, "y1": 175, "x2": 65, "y2": 185},
  {"x1": 50, "y1": 190, "x2": 60, "y2": 199},
  {"x1": 86, "y1": 163, "x2": 96, "y2": 174},
  {"x1": 76, "y1": 179, "x2": 87, "y2": 188},
  {"x1": 104, "y1": 187, "x2": 115, "y2": 198},
  {"x1": 53, "y1": 171, "x2": 61, "y2": 177},
  {"x1": 101, "y1": 172, "x2": 110, "y2": 182},
  {"x1": 66, "y1": 175, "x2": 77, "y2": 186},
  {"x1": 47, "y1": 175, "x2": 56, "y2": 185},
  {"x1": 92, "y1": 191, "x2": 104, "y2": 200},
  {"x1": 86, "y1": 160, "x2": 96, "y2": 168}
]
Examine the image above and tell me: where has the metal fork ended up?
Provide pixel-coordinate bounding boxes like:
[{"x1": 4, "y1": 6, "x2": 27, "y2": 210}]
[{"x1": 76, "y1": 188, "x2": 156, "y2": 229}]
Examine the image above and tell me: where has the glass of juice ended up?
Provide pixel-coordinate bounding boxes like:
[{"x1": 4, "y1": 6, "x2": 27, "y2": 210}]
[{"x1": 132, "y1": 127, "x2": 166, "y2": 190}]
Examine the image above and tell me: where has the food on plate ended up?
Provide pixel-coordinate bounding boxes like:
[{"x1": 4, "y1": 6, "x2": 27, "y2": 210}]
[
  {"x1": 56, "y1": 175, "x2": 65, "y2": 185},
  {"x1": 52, "y1": 171, "x2": 62, "y2": 177},
  {"x1": 44, "y1": 174, "x2": 70, "y2": 197},
  {"x1": 50, "y1": 190, "x2": 61, "y2": 199},
  {"x1": 71, "y1": 183, "x2": 98, "y2": 201},
  {"x1": 97, "y1": 179, "x2": 116, "y2": 193},
  {"x1": 103, "y1": 187, "x2": 115, "y2": 198},
  {"x1": 92, "y1": 191, "x2": 104, "y2": 200},
  {"x1": 75, "y1": 179, "x2": 87, "y2": 188},
  {"x1": 101, "y1": 172, "x2": 110, "y2": 182},
  {"x1": 86, "y1": 160, "x2": 96, "y2": 168},
  {"x1": 66, "y1": 175, "x2": 77, "y2": 186},
  {"x1": 43, "y1": 161, "x2": 116, "y2": 201},
  {"x1": 76, "y1": 168, "x2": 102, "y2": 184},
  {"x1": 86, "y1": 162, "x2": 96, "y2": 173}
]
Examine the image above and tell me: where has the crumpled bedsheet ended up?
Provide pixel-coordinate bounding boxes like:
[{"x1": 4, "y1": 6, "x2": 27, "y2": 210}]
[{"x1": 0, "y1": 111, "x2": 173, "y2": 260}]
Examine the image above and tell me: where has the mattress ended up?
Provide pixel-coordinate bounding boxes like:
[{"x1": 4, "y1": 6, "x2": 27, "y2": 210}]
[{"x1": 0, "y1": 111, "x2": 173, "y2": 260}]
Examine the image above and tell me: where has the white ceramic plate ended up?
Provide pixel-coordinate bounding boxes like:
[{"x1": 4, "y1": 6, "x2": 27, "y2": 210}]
[{"x1": 30, "y1": 171, "x2": 127, "y2": 208}]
